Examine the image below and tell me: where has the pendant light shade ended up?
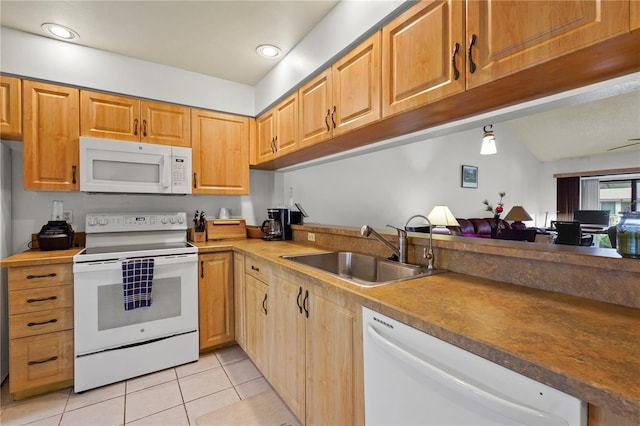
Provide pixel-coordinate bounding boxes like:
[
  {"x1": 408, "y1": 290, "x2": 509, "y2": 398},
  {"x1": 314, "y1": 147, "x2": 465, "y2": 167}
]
[{"x1": 481, "y1": 124, "x2": 497, "y2": 155}]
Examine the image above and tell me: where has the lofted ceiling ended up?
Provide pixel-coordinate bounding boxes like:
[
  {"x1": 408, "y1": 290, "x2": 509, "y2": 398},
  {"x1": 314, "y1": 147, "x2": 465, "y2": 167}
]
[{"x1": 0, "y1": 0, "x2": 639, "y2": 163}]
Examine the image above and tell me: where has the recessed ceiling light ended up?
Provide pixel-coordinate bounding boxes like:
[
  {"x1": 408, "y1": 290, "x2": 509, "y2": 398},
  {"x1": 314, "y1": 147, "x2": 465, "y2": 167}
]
[
  {"x1": 41, "y1": 23, "x2": 79, "y2": 40},
  {"x1": 256, "y1": 44, "x2": 281, "y2": 58}
]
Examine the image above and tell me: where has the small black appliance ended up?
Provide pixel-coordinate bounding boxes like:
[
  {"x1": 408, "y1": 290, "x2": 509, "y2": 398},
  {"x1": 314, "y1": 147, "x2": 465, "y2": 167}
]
[
  {"x1": 37, "y1": 221, "x2": 75, "y2": 251},
  {"x1": 261, "y1": 208, "x2": 292, "y2": 241}
]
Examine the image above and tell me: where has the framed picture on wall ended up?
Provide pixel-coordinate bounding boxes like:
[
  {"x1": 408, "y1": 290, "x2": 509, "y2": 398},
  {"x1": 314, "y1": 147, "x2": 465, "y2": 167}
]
[{"x1": 461, "y1": 165, "x2": 478, "y2": 188}]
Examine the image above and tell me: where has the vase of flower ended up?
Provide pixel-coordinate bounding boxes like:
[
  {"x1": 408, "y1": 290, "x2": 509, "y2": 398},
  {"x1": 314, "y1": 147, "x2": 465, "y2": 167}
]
[{"x1": 483, "y1": 192, "x2": 506, "y2": 239}]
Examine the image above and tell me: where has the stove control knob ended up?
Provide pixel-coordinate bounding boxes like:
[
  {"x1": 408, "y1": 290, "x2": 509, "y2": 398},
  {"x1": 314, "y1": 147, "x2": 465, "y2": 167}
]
[
  {"x1": 161, "y1": 217, "x2": 168, "y2": 224},
  {"x1": 177, "y1": 216, "x2": 185, "y2": 224},
  {"x1": 87, "y1": 216, "x2": 98, "y2": 226},
  {"x1": 170, "y1": 217, "x2": 177, "y2": 224},
  {"x1": 98, "y1": 217, "x2": 108, "y2": 226}
]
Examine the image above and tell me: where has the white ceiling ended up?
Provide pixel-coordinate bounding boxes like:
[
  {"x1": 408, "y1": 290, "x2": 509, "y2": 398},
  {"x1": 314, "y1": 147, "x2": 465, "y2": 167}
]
[
  {"x1": 0, "y1": 0, "x2": 339, "y2": 86},
  {"x1": 1, "y1": 0, "x2": 639, "y2": 163}
]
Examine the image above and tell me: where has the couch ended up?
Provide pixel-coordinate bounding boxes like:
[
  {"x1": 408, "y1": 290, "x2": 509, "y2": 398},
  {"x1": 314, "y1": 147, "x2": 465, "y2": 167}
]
[{"x1": 443, "y1": 218, "x2": 512, "y2": 238}]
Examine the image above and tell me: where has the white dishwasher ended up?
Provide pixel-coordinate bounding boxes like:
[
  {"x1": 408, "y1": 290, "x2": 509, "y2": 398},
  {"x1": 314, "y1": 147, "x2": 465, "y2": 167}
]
[{"x1": 362, "y1": 307, "x2": 586, "y2": 426}]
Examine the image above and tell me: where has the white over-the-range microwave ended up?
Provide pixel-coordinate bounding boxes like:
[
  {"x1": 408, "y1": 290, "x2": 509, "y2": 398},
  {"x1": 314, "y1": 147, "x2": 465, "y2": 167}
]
[{"x1": 79, "y1": 137, "x2": 192, "y2": 194}]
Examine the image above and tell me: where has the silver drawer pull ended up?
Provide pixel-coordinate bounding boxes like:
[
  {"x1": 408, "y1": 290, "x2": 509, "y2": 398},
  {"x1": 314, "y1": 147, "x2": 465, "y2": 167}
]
[
  {"x1": 28, "y1": 356, "x2": 58, "y2": 366},
  {"x1": 26, "y1": 273, "x2": 57, "y2": 280},
  {"x1": 27, "y1": 319, "x2": 58, "y2": 327},
  {"x1": 27, "y1": 296, "x2": 58, "y2": 303}
]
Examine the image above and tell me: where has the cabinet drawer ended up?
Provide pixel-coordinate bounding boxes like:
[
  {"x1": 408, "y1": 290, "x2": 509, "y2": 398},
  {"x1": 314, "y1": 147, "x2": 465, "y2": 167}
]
[
  {"x1": 245, "y1": 256, "x2": 270, "y2": 282},
  {"x1": 9, "y1": 308, "x2": 73, "y2": 339},
  {"x1": 8, "y1": 264, "x2": 72, "y2": 290},
  {"x1": 10, "y1": 285, "x2": 72, "y2": 314},
  {"x1": 9, "y1": 330, "x2": 73, "y2": 394}
]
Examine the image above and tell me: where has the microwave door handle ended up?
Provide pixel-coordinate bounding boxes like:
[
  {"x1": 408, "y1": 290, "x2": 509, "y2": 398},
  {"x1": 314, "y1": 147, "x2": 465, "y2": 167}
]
[{"x1": 162, "y1": 154, "x2": 171, "y2": 189}]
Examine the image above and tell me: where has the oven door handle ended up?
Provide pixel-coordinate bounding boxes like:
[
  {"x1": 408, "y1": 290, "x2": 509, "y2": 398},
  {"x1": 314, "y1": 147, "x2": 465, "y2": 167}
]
[{"x1": 74, "y1": 254, "x2": 197, "y2": 272}]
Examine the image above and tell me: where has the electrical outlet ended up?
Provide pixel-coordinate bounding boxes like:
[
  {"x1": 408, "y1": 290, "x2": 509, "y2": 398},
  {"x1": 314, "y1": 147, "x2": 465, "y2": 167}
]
[
  {"x1": 63, "y1": 209, "x2": 73, "y2": 224},
  {"x1": 307, "y1": 232, "x2": 316, "y2": 242}
]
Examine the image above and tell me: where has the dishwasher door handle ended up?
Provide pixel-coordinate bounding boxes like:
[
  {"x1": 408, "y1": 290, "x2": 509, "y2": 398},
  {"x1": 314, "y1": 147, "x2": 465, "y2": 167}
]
[{"x1": 366, "y1": 324, "x2": 566, "y2": 426}]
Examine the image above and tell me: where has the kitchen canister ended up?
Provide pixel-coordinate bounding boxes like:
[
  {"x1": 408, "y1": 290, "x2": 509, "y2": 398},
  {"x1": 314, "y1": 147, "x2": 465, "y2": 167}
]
[{"x1": 616, "y1": 211, "x2": 640, "y2": 258}]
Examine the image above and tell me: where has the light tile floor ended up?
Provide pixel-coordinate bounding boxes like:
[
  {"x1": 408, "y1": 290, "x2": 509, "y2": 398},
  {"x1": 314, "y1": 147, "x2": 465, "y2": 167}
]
[{"x1": 0, "y1": 345, "x2": 275, "y2": 426}]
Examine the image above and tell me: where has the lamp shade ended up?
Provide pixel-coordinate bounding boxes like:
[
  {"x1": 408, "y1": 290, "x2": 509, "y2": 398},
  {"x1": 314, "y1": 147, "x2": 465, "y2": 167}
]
[
  {"x1": 481, "y1": 125, "x2": 497, "y2": 155},
  {"x1": 427, "y1": 206, "x2": 460, "y2": 227},
  {"x1": 504, "y1": 206, "x2": 533, "y2": 222}
]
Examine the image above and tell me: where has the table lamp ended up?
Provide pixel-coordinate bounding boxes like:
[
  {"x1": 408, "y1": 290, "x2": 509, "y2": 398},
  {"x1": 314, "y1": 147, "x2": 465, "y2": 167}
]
[
  {"x1": 427, "y1": 205, "x2": 460, "y2": 229},
  {"x1": 504, "y1": 206, "x2": 533, "y2": 230}
]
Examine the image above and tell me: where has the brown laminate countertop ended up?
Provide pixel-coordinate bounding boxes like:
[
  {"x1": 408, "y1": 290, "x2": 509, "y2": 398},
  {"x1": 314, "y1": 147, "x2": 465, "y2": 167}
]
[{"x1": 2, "y1": 239, "x2": 639, "y2": 420}]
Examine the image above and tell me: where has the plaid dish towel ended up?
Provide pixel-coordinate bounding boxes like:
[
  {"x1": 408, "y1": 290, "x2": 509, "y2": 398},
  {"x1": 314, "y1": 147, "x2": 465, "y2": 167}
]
[{"x1": 122, "y1": 258, "x2": 155, "y2": 310}]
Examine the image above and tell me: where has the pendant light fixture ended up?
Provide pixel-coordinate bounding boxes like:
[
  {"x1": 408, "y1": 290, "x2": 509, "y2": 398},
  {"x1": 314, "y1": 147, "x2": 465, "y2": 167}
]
[{"x1": 481, "y1": 124, "x2": 497, "y2": 155}]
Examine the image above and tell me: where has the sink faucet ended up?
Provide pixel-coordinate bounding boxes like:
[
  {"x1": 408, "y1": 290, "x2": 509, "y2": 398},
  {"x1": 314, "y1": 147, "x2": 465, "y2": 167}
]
[
  {"x1": 404, "y1": 215, "x2": 435, "y2": 270},
  {"x1": 360, "y1": 225, "x2": 407, "y2": 263}
]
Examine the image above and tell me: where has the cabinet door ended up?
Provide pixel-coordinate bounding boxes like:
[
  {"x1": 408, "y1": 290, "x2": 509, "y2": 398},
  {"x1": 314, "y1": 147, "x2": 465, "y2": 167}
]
[
  {"x1": 198, "y1": 252, "x2": 234, "y2": 351},
  {"x1": 305, "y1": 291, "x2": 359, "y2": 425},
  {"x1": 466, "y1": 0, "x2": 630, "y2": 89},
  {"x1": 244, "y1": 275, "x2": 271, "y2": 377},
  {"x1": 271, "y1": 277, "x2": 305, "y2": 422},
  {"x1": 274, "y1": 93, "x2": 299, "y2": 157},
  {"x1": 333, "y1": 32, "x2": 381, "y2": 136},
  {"x1": 633, "y1": 0, "x2": 640, "y2": 31},
  {"x1": 10, "y1": 330, "x2": 73, "y2": 395},
  {"x1": 23, "y1": 81, "x2": 79, "y2": 191},
  {"x1": 80, "y1": 91, "x2": 140, "y2": 142},
  {"x1": 255, "y1": 109, "x2": 276, "y2": 163},
  {"x1": 191, "y1": 109, "x2": 249, "y2": 195},
  {"x1": 1, "y1": 75, "x2": 22, "y2": 140},
  {"x1": 140, "y1": 100, "x2": 191, "y2": 147},
  {"x1": 382, "y1": 0, "x2": 465, "y2": 118},
  {"x1": 298, "y1": 69, "x2": 332, "y2": 148},
  {"x1": 233, "y1": 253, "x2": 246, "y2": 348}
]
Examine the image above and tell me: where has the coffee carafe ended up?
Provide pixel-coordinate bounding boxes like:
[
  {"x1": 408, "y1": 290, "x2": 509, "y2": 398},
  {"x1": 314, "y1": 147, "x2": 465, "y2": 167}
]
[{"x1": 261, "y1": 208, "x2": 292, "y2": 241}]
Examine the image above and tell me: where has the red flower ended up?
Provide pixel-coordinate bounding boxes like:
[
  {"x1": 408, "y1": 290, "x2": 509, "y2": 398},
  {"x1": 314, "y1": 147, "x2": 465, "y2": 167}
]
[{"x1": 496, "y1": 205, "x2": 503, "y2": 214}]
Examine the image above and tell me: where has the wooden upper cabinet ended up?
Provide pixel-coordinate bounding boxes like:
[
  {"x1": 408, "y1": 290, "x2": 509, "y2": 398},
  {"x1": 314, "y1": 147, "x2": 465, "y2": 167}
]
[
  {"x1": 80, "y1": 91, "x2": 138, "y2": 141},
  {"x1": 632, "y1": 0, "x2": 640, "y2": 30},
  {"x1": 254, "y1": 93, "x2": 299, "y2": 163},
  {"x1": 300, "y1": 32, "x2": 381, "y2": 147},
  {"x1": 80, "y1": 91, "x2": 190, "y2": 146},
  {"x1": 299, "y1": 69, "x2": 332, "y2": 148},
  {"x1": 382, "y1": 0, "x2": 465, "y2": 118},
  {"x1": 332, "y1": 31, "x2": 381, "y2": 137},
  {"x1": 140, "y1": 100, "x2": 190, "y2": 147},
  {"x1": 1, "y1": 76, "x2": 22, "y2": 140},
  {"x1": 191, "y1": 109, "x2": 249, "y2": 195},
  {"x1": 466, "y1": 0, "x2": 630, "y2": 89},
  {"x1": 255, "y1": 109, "x2": 276, "y2": 163},
  {"x1": 274, "y1": 94, "x2": 299, "y2": 156},
  {"x1": 23, "y1": 81, "x2": 79, "y2": 191}
]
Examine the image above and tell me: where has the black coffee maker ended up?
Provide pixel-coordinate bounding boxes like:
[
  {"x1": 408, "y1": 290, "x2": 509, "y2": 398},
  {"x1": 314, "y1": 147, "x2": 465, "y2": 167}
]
[{"x1": 261, "y1": 208, "x2": 292, "y2": 241}]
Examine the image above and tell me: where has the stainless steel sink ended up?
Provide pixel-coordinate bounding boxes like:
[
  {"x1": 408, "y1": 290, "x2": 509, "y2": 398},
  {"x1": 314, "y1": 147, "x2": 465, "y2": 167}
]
[{"x1": 281, "y1": 251, "x2": 444, "y2": 287}]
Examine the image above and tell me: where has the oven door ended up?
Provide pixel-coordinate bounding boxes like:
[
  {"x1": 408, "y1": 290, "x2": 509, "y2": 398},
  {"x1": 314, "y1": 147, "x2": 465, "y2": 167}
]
[{"x1": 73, "y1": 253, "x2": 198, "y2": 355}]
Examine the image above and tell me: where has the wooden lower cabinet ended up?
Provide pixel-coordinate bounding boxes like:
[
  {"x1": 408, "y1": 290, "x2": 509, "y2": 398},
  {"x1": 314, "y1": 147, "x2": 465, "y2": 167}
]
[
  {"x1": 257, "y1": 268, "x2": 362, "y2": 425},
  {"x1": 304, "y1": 289, "x2": 360, "y2": 425},
  {"x1": 271, "y1": 277, "x2": 306, "y2": 421},
  {"x1": 198, "y1": 252, "x2": 234, "y2": 351},
  {"x1": 7, "y1": 263, "x2": 74, "y2": 398},
  {"x1": 243, "y1": 274, "x2": 271, "y2": 376},
  {"x1": 233, "y1": 252, "x2": 246, "y2": 348}
]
